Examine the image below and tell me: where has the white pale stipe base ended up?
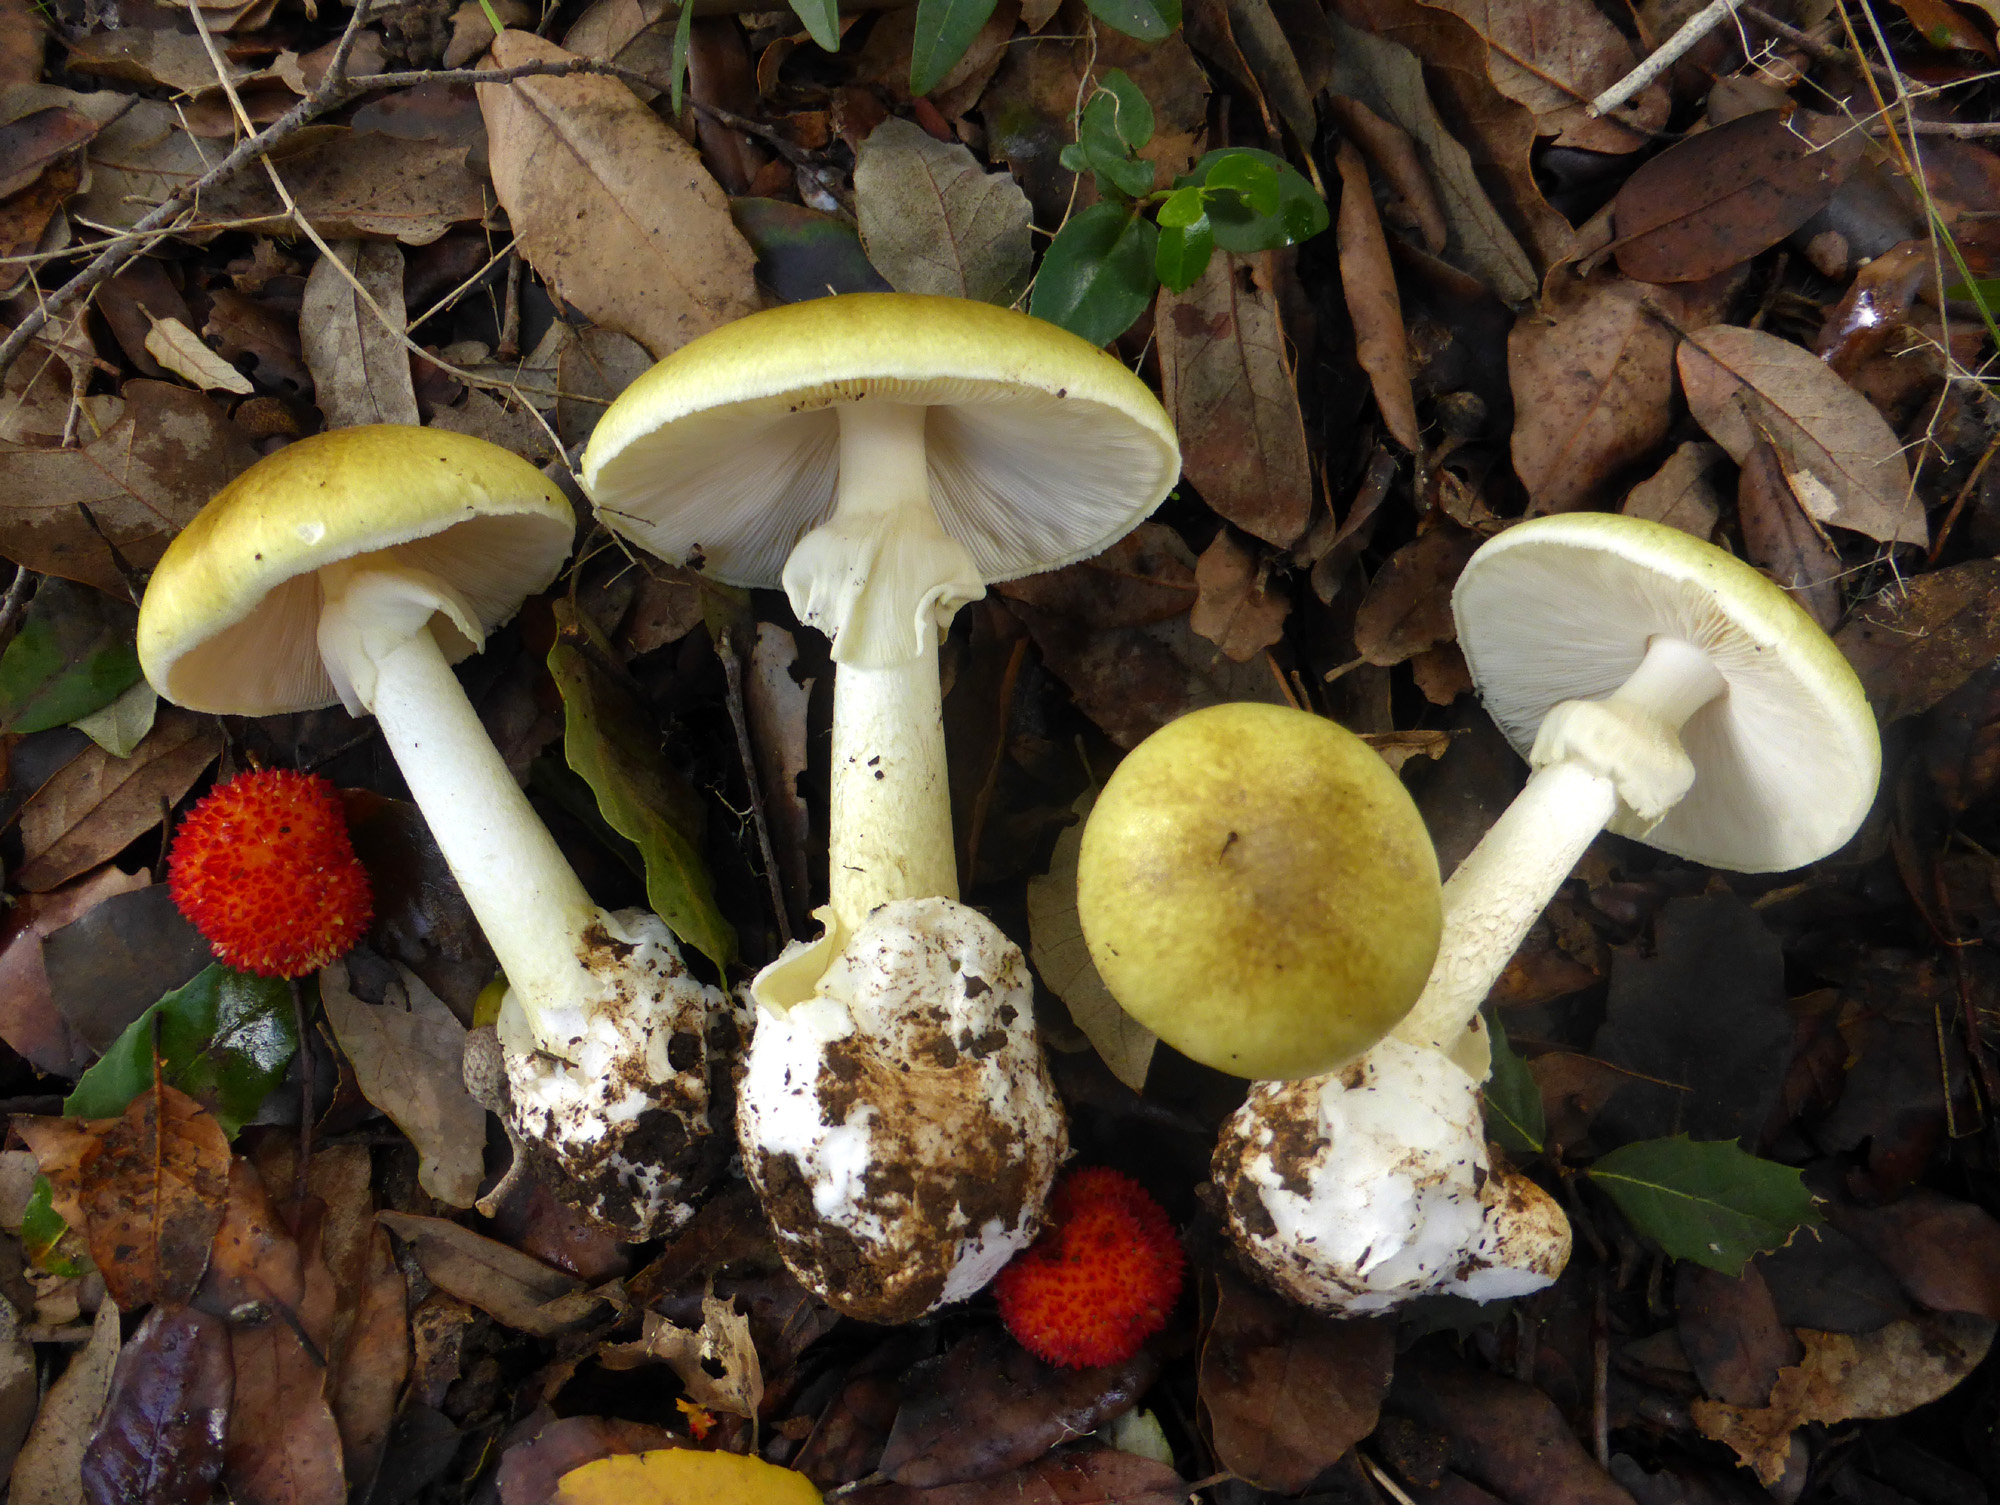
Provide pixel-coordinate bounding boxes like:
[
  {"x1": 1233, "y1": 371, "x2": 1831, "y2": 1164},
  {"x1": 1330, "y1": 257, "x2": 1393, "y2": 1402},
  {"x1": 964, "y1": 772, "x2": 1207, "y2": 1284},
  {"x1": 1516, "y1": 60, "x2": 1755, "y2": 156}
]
[{"x1": 829, "y1": 653, "x2": 958, "y2": 937}]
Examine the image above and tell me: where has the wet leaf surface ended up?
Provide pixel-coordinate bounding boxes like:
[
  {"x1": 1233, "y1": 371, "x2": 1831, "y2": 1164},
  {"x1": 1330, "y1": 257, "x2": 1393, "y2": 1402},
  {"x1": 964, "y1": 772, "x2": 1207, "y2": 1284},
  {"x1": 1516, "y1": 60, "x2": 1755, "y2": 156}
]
[
  {"x1": 81, "y1": 1303, "x2": 232, "y2": 1505},
  {"x1": 76, "y1": 1082, "x2": 232, "y2": 1309}
]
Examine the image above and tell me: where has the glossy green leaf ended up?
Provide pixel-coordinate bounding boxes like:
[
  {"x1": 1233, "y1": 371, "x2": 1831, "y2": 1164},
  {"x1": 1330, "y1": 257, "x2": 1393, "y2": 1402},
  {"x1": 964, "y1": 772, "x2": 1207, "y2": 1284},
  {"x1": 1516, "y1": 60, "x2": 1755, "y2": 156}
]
[
  {"x1": 1183, "y1": 148, "x2": 1329, "y2": 252},
  {"x1": 1156, "y1": 185, "x2": 1206, "y2": 229},
  {"x1": 0, "y1": 577, "x2": 143, "y2": 735},
  {"x1": 1483, "y1": 1015, "x2": 1545, "y2": 1157},
  {"x1": 1082, "y1": 0, "x2": 1179, "y2": 42},
  {"x1": 910, "y1": 0, "x2": 1000, "y2": 96},
  {"x1": 64, "y1": 963, "x2": 296, "y2": 1136},
  {"x1": 1588, "y1": 1136, "x2": 1819, "y2": 1274},
  {"x1": 786, "y1": 0, "x2": 841, "y2": 51},
  {"x1": 1073, "y1": 94, "x2": 1155, "y2": 200},
  {"x1": 1199, "y1": 152, "x2": 1281, "y2": 213},
  {"x1": 1097, "y1": 69, "x2": 1154, "y2": 151},
  {"x1": 22, "y1": 1176, "x2": 85, "y2": 1277},
  {"x1": 1030, "y1": 202, "x2": 1159, "y2": 348},
  {"x1": 667, "y1": 0, "x2": 694, "y2": 114},
  {"x1": 1153, "y1": 215, "x2": 1213, "y2": 293},
  {"x1": 548, "y1": 600, "x2": 736, "y2": 971}
]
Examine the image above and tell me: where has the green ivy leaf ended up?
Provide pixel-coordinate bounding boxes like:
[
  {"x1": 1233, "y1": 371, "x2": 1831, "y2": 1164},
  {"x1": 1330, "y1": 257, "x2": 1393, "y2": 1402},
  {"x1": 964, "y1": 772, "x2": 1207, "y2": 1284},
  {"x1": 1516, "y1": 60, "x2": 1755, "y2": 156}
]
[
  {"x1": 1154, "y1": 215, "x2": 1213, "y2": 294},
  {"x1": 1074, "y1": 94, "x2": 1155, "y2": 200},
  {"x1": 1156, "y1": 184, "x2": 1207, "y2": 229},
  {"x1": 1182, "y1": 148, "x2": 1329, "y2": 253},
  {"x1": 0, "y1": 578, "x2": 143, "y2": 735},
  {"x1": 787, "y1": 0, "x2": 841, "y2": 51},
  {"x1": 1097, "y1": 69, "x2": 1155, "y2": 151},
  {"x1": 1199, "y1": 152, "x2": 1282, "y2": 214},
  {"x1": 1588, "y1": 1136, "x2": 1819, "y2": 1274},
  {"x1": 1082, "y1": 0, "x2": 1179, "y2": 42},
  {"x1": 1030, "y1": 202, "x2": 1159, "y2": 348},
  {"x1": 548, "y1": 599, "x2": 737, "y2": 971},
  {"x1": 910, "y1": 0, "x2": 1000, "y2": 97},
  {"x1": 1483, "y1": 1014, "x2": 1545, "y2": 1157},
  {"x1": 64, "y1": 963, "x2": 296, "y2": 1136},
  {"x1": 22, "y1": 1176, "x2": 84, "y2": 1277}
]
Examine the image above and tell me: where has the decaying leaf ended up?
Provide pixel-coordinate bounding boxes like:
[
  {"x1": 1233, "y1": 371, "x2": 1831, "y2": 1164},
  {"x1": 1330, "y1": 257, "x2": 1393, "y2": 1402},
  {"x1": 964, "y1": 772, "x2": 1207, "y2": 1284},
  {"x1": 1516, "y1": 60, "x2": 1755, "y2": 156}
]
[
  {"x1": 1028, "y1": 789, "x2": 1154, "y2": 1093},
  {"x1": 378, "y1": 1212, "x2": 604, "y2": 1337},
  {"x1": 81, "y1": 1303, "x2": 233, "y2": 1505},
  {"x1": 9, "y1": 1298, "x2": 121, "y2": 1505},
  {"x1": 599, "y1": 1294, "x2": 764, "y2": 1419},
  {"x1": 1693, "y1": 1315, "x2": 1998, "y2": 1485},
  {"x1": 478, "y1": 30, "x2": 759, "y2": 358},
  {"x1": 1426, "y1": 0, "x2": 1667, "y2": 151},
  {"x1": 76, "y1": 1083, "x2": 231, "y2": 1310},
  {"x1": 1835, "y1": 560, "x2": 2000, "y2": 723},
  {"x1": 1157, "y1": 252, "x2": 1312, "y2": 549},
  {"x1": 854, "y1": 117, "x2": 1031, "y2": 306},
  {"x1": 299, "y1": 239, "x2": 420, "y2": 428},
  {"x1": 1622, "y1": 440, "x2": 1725, "y2": 539},
  {"x1": 320, "y1": 959, "x2": 486, "y2": 1208},
  {"x1": 1188, "y1": 529, "x2": 1290, "y2": 662},
  {"x1": 1333, "y1": 140, "x2": 1418, "y2": 451},
  {"x1": 1677, "y1": 324, "x2": 1924, "y2": 547},
  {"x1": 1353, "y1": 525, "x2": 1480, "y2": 666},
  {"x1": 141, "y1": 315, "x2": 254, "y2": 394}
]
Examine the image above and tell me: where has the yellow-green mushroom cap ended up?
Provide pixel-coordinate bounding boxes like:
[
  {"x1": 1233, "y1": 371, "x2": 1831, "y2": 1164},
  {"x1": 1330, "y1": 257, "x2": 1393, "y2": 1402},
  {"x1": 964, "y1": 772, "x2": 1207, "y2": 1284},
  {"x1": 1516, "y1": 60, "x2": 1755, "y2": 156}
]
[
  {"x1": 1077, "y1": 703, "x2": 1443, "y2": 1081},
  {"x1": 580, "y1": 293, "x2": 1181, "y2": 588},
  {"x1": 138, "y1": 426, "x2": 574, "y2": 717}
]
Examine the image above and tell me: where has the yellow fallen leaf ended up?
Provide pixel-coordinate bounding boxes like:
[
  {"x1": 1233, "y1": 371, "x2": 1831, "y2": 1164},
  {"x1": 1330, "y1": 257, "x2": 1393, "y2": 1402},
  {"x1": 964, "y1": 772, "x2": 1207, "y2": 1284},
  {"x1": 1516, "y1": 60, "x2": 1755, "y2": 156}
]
[
  {"x1": 555, "y1": 1448, "x2": 822, "y2": 1505},
  {"x1": 142, "y1": 314, "x2": 254, "y2": 394}
]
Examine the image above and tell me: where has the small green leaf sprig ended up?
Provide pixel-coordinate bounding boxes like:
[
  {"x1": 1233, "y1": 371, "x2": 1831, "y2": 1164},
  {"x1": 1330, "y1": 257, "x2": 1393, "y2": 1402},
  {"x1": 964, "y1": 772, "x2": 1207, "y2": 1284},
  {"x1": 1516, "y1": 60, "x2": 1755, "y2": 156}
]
[{"x1": 1028, "y1": 70, "x2": 1330, "y2": 347}]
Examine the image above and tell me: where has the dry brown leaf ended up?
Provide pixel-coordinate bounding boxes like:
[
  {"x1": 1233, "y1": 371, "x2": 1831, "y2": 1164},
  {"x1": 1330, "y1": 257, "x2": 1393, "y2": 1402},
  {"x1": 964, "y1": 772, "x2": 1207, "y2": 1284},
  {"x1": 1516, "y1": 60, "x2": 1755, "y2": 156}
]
[
  {"x1": 1510, "y1": 269, "x2": 1733, "y2": 515},
  {"x1": 70, "y1": 100, "x2": 210, "y2": 233},
  {"x1": 320, "y1": 959, "x2": 485, "y2": 1207},
  {"x1": 1692, "y1": 1315, "x2": 1997, "y2": 1485},
  {"x1": 1678, "y1": 324, "x2": 1924, "y2": 547},
  {"x1": 0, "y1": 380, "x2": 259, "y2": 594},
  {"x1": 856, "y1": 1449, "x2": 1185, "y2": 1505},
  {"x1": 854, "y1": 117, "x2": 1031, "y2": 306},
  {"x1": 557, "y1": 326, "x2": 654, "y2": 449},
  {"x1": 1324, "y1": 96, "x2": 1445, "y2": 252},
  {"x1": 7, "y1": 1298, "x2": 119, "y2": 1505},
  {"x1": 599, "y1": 1295, "x2": 763, "y2": 1418},
  {"x1": 1189, "y1": 529, "x2": 1290, "y2": 661},
  {"x1": 201, "y1": 126, "x2": 487, "y2": 243},
  {"x1": 1028, "y1": 788, "x2": 1154, "y2": 1093},
  {"x1": 15, "y1": 708, "x2": 222, "y2": 893},
  {"x1": 328, "y1": 1225, "x2": 410, "y2": 1487},
  {"x1": 1333, "y1": 140, "x2": 1418, "y2": 451},
  {"x1": 478, "y1": 29, "x2": 758, "y2": 359},
  {"x1": 378, "y1": 1212, "x2": 602, "y2": 1336},
  {"x1": 1353, "y1": 525, "x2": 1480, "y2": 666},
  {"x1": 1225, "y1": 0, "x2": 1315, "y2": 143},
  {"x1": 1426, "y1": 0, "x2": 1666, "y2": 151},
  {"x1": 65, "y1": 27, "x2": 248, "y2": 94},
  {"x1": 1157, "y1": 252, "x2": 1312, "y2": 548},
  {"x1": 1621, "y1": 440, "x2": 1724, "y2": 539},
  {"x1": 1737, "y1": 427, "x2": 1841, "y2": 629},
  {"x1": 1199, "y1": 1270, "x2": 1392, "y2": 1491},
  {"x1": 300, "y1": 240, "x2": 420, "y2": 428},
  {"x1": 0, "y1": 866, "x2": 149, "y2": 1076},
  {"x1": 79, "y1": 1082, "x2": 232, "y2": 1310},
  {"x1": 141, "y1": 314, "x2": 254, "y2": 394},
  {"x1": 1837, "y1": 561, "x2": 2000, "y2": 724}
]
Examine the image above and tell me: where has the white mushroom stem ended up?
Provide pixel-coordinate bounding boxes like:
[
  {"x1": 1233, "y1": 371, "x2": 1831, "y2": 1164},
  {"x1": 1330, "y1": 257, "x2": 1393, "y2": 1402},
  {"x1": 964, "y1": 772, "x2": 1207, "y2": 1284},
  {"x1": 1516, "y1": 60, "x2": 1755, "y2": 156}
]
[
  {"x1": 829, "y1": 655, "x2": 957, "y2": 934},
  {"x1": 315, "y1": 558, "x2": 609, "y2": 1056},
  {"x1": 1395, "y1": 634, "x2": 1729, "y2": 1059}
]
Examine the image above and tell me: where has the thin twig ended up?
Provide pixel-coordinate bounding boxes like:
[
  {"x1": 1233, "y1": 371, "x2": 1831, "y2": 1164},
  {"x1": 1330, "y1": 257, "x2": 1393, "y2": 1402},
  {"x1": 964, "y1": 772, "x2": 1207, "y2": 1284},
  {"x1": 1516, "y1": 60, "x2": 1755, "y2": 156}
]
[
  {"x1": 1590, "y1": 0, "x2": 1743, "y2": 117},
  {"x1": 1741, "y1": 2, "x2": 1902, "y2": 88}
]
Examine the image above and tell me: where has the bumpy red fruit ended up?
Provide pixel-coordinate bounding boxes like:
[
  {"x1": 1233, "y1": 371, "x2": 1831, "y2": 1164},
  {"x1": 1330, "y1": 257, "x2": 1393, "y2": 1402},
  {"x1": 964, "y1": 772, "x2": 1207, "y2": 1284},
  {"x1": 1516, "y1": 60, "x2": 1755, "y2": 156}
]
[
  {"x1": 994, "y1": 1166, "x2": 1184, "y2": 1368},
  {"x1": 168, "y1": 769, "x2": 374, "y2": 978}
]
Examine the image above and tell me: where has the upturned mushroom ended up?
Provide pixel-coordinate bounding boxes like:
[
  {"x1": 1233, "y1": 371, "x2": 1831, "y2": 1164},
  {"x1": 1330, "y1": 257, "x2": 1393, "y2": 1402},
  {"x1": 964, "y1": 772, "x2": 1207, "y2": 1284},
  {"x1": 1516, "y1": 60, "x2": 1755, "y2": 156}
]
[
  {"x1": 583, "y1": 293, "x2": 1180, "y2": 1321},
  {"x1": 138, "y1": 425, "x2": 725, "y2": 1238},
  {"x1": 1218, "y1": 512, "x2": 1879, "y2": 1312}
]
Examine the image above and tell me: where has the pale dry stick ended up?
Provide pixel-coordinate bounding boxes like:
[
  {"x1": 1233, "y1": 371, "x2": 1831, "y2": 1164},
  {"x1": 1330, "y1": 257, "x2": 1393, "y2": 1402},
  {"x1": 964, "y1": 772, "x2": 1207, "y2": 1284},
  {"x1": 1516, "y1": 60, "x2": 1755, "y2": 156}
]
[
  {"x1": 1589, "y1": 0, "x2": 1744, "y2": 118},
  {"x1": 1358, "y1": 1456, "x2": 1419, "y2": 1505},
  {"x1": 1740, "y1": 1, "x2": 1902, "y2": 88}
]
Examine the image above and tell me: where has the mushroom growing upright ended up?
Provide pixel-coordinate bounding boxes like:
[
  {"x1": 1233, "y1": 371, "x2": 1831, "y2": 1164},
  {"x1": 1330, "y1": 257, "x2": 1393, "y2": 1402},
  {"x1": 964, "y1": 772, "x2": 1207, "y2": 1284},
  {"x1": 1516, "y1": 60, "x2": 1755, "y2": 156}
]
[
  {"x1": 584, "y1": 293, "x2": 1181, "y2": 1321},
  {"x1": 138, "y1": 425, "x2": 725, "y2": 1238},
  {"x1": 1218, "y1": 512, "x2": 1880, "y2": 1312}
]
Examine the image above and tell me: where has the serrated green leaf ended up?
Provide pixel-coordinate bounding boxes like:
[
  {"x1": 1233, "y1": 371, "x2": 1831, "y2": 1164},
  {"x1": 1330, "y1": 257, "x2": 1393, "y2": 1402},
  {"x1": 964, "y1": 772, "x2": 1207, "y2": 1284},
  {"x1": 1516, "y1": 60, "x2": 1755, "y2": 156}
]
[
  {"x1": 1483, "y1": 1014, "x2": 1544, "y2": 1157},
  {"x1": 22, "y1": 1176, "x2": 85, "y2": 1277},
  {"x1": 548, "y1": 599, "x2": 736, "y2": 971},
  {"x1": 0, "y1": 577, "x2": 143, "y2": 735},
  {"x1": 1183, "y1": 148, "x2": 1328, "y2": 253},
  {"x1": 1082, "y1": 0, "x2": 1178, "y2": 41},
  {"x1": 1588, "y1": 1136, "x2": 1818, "y2": 1274},
  {"x1": 1097, "y1": 69, "x2": 1154, "y2": 151},
  {"x1": 786, "y1": 0, "x2": 841, "y2": 51},
  {"x1": 910, "y1": 0, "x2": 1000, "y2": 96},
  {"x1": 64, "y1": 963, "x2": 296, "y2": 1137},
  {"x1": 1154, "y1": 216, "x2": 1213, "y2": 294},
  {"x1": 1030, "y1": 203, "x2": 1159, "y2": 348}
]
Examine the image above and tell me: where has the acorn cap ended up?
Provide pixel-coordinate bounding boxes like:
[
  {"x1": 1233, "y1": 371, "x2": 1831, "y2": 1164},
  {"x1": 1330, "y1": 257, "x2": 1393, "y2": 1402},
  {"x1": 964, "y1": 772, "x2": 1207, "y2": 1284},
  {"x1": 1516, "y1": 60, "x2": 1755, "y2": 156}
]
[
  {"x1": 1076, "y1": 702, "x2": 1442, "y2": 1081},
  {"x1": 1452, "y1": 513, "x2": 1879, "y2": 873},
  {"x1": 580, "y1": 293, "x2": 1181, "y2": 590},
  {"x1": 139, "y1": 426, "x2": 574, "y2": 716}
]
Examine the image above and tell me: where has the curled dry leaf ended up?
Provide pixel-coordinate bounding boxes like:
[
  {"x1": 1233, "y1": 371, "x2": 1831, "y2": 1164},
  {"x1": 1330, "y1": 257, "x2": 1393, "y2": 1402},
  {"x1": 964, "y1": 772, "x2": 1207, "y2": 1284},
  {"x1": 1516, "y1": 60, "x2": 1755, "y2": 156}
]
[
  {"x1": 14, "y1": 708, "x2": 223, "y2": 893},
  {"x1": 1736, "y1": 428, "x2": 1841, "y2": 629},
  {"x1": 1677, "y1": 324, "x2": 1925, "y2": 548},
  {"x1": 1333, "y1": 140, "x2": 1418, "y2": 452},
  {"x1": 1198, "y1": 1271, "x2": 1392, "y2": 1491},
  {"x1": 320, "y1": 958, "x2": 487, "y2": 1208},
  {"x1": 79, "y1": 1082, "x2": 232, "y2": 1310},
  {"x1": 1693, "y1": 1315, "x2": 1998, "y2": 1485},
  {"x1": 1156, "y1": 252, "x2": 1312, "y2": 549},
  {"x1": 478, "y1": 29, "x2": 758, "y2": 358},
  {"x1": 9, "y1": 1299, "x2": 121, "y2": 1505},
  {"x1": 854, "y1": 117, "x2": 1032, "y2": 307},
  {"x1": 300, "y1": 240, "x2": 420, "y2": 428},
  {"x1": 1028, "y1": 788, "x2": 1155, "y2": 1093},
  {"x1": 599, "y1": 1294, "x2": 763, "y2": 1419},
  {"x1": 81, "y1": 1303, "x2": 233, "y2": 1505}
]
